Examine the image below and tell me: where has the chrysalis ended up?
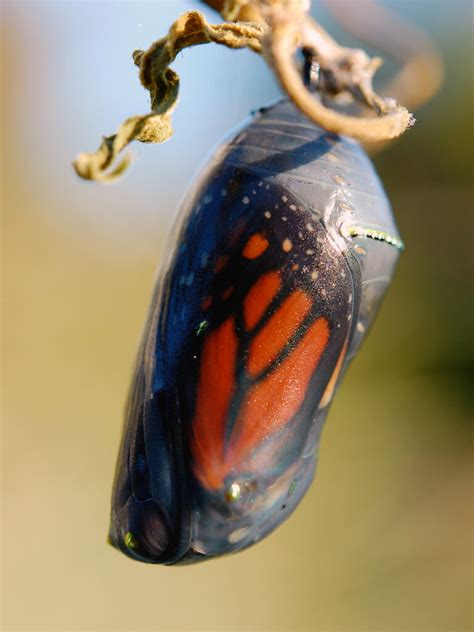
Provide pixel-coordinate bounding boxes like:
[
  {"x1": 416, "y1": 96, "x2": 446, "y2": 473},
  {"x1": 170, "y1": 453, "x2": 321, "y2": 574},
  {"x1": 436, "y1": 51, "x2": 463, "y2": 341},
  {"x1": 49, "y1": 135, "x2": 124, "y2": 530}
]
[{"x1": 109, "y1": 100, "x2": 403, "y2": 564}]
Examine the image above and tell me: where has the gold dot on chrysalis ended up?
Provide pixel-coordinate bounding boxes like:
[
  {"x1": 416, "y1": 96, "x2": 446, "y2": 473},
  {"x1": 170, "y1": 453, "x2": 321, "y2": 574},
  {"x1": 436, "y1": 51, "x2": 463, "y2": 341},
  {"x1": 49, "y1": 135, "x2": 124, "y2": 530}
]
[
  {"x1": 225, "y1": 482, "x2": 241, "y2": 503},
  {"x1": 333, "y1": 174, "x2": 348, "y2": 186},
  {"x1": 228, "y1": 527, "x2": 250, "y2": 543},
  {"x1": 282, "y1": 239, "x2": 293, "y2": 252},
  {"x1": 124, "y1": 532, "x2": 138, "y2": 550}
]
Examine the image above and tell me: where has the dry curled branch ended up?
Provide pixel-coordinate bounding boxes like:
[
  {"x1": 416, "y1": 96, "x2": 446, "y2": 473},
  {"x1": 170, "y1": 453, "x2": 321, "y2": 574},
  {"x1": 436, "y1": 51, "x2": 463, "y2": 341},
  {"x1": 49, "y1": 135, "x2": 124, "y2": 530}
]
[
  {"x1": 73, "y1": 11, "x2": 265, "y2": 181},
  {"x1": 263, "y1": 14, "x2": 413, "y2": 142},
  {"x1": 74, "y1": 0, "x2": 415, "y2": 182}
]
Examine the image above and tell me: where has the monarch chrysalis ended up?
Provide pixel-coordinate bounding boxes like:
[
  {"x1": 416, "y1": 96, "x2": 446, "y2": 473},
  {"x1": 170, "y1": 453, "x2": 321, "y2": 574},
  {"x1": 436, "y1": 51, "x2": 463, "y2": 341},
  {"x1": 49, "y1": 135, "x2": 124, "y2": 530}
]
[{"x1": 109, "y1": 99, "x2": 403, "y2": 564}]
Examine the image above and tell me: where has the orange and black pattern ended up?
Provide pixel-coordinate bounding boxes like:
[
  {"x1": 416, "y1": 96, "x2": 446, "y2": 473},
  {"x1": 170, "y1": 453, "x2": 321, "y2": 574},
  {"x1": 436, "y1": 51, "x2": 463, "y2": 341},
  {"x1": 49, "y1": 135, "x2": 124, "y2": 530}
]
[
  {"x1": 109, "y1": 100, "x2": 401, "y2": 564},
  {"x1": 175, "y1": 171, "x2": 357, "y2": 496}
]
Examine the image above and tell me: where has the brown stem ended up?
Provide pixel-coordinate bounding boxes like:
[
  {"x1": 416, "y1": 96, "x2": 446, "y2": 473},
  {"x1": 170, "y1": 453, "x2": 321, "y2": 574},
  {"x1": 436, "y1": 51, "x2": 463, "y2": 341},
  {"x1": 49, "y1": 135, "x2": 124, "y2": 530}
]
[{"x1": 74, "y1": 1, "x2": 423, "y2": 182}]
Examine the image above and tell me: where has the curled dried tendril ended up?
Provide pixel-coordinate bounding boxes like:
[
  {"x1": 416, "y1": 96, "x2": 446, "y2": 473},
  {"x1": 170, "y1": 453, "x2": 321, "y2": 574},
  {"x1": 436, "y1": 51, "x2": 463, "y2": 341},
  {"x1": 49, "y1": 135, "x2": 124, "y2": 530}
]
[
  {"x1": 74, "y1": 11, "x2": 265, "y2": 181},
  {"x1": 73, "y1": 1, "x2": 415, "y2": 182}
]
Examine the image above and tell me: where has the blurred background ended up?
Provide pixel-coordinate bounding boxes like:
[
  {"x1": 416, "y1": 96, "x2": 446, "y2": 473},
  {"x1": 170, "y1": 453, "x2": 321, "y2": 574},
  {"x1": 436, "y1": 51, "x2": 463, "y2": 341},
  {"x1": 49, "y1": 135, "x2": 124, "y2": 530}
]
[{"x1": 1, "y1": 1, "x2": 472, "y2": 630}]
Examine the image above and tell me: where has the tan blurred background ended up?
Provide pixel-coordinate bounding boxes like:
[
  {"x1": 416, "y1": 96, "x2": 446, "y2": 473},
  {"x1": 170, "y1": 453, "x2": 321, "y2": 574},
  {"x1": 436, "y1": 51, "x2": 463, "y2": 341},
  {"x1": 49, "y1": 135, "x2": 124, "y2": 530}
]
[{"x1": 1, "y1": 1, "x2": 472, "y2": 630}]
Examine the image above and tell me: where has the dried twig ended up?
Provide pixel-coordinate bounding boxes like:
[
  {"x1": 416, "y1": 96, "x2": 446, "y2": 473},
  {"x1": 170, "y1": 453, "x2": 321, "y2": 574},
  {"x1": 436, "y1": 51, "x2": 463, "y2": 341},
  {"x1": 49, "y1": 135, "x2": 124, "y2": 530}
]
[
  {"x1": 262, "y1": 11, "x2": 413, "y2": 142},
  {"x1": 74, "y1": 0, "x2": 416, "y2": 182},
  {"x1": 73, "y1": 12, "x2": 265, "y2": 181}
]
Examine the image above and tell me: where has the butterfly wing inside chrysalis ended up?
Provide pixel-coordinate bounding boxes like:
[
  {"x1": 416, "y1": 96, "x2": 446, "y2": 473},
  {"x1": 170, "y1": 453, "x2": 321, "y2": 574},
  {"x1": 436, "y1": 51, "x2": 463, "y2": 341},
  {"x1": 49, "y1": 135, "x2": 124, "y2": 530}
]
[
  {"x1": 109, "y1": 99, "x2": 402, "y2": 564},
  {"x1": 170, "y1": 169, "x2": 357, "y2": 558}
]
